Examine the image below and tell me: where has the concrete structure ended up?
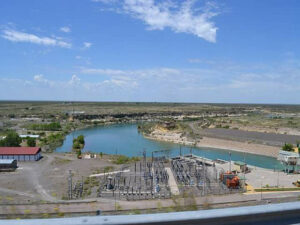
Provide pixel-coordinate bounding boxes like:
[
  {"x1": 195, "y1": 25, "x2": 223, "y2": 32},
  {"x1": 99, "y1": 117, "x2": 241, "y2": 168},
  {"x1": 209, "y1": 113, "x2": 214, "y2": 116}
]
[
  {"x1": 0, "y1": 159, "x2": 17, "y2": 171},
  {"x1": 277, "y1": 150, "x2": 300, "y2": 166},
  {"x1": 233, "y1": 161, "x2": 247, "y2": 173},
  {"x1": 165, "y1": 167, "x2": 180, "y2": 195},
  {"x1": 0, "y1": 147, "x2": 41, "y2": 161}
]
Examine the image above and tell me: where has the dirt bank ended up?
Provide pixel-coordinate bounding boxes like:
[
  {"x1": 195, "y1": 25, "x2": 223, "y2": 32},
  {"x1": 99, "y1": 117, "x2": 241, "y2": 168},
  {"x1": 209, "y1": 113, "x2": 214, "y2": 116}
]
[
  {"x1": 196, "y1": 137, "x2": 279, "y2": 158},
  {"x1": 145, "y1": 129, "x2": 279, "y2": 158}
]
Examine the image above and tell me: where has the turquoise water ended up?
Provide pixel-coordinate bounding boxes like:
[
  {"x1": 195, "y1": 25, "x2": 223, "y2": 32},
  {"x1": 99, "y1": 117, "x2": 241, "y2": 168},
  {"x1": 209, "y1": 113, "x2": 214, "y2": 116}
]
[{"x1": 56, "y1": 124, "x2": 283, "y2": 170}]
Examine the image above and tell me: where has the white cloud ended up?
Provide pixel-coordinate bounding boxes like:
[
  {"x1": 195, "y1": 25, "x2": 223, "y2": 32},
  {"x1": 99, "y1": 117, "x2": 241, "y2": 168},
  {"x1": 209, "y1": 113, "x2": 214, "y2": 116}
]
[
  {"x1": 92, "y1": 0, "x2": 116, "y2": 3},
  {"x1": 81, "y1": 68, "x2": 128, "y2": 76},
  {"x1": 188, "y1": 58, "x2": 216, "y2": 64},
  {"x1": 80, "y1": 67, "x2": 181, "y2": 77},
  {"x1": 68, "y1": 74, "x2": 81, "y2": 86},
  {"x1": 93, "y1": 0, "x2": 218, "y2": 42},
  {"x1": 33, "y1": 74, "x2": 45, "y2": 82},
  {"x1": 83, "y1": 42, "x2": 92, "y2": 49},
  {"x1": 60, "y1": 26, "x2": 71, "y2": 33},
  {"x1": 2, "y1": 58, "x2": 300, "y2": 102},
  {"x1": 33, "y1": 74, "x2": 55, "y2": 86},
  {"x1": 1, "y1": 29, "x2": 72, "y2": 48}
]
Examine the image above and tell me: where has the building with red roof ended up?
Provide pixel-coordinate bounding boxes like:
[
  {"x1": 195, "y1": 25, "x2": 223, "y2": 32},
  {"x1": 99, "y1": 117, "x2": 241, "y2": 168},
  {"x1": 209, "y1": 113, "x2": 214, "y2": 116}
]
[{"x1": 0, "y1": 147, "x2": 41, "y2": 161}]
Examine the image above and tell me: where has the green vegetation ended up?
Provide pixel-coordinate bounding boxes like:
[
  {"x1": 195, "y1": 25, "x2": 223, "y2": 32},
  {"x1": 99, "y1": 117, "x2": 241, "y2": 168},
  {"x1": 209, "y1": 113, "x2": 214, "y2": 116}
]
[
  {"x1": 255, "y1": 187, "x2": 300, "y2": 192},
  {"x1": 137, "y1": 122, "x2": 154, "y2": 135},
  {"x1": 131, "y1": 209, "x2": 141, "y2": 214},
  {"x1": 76, "y1": 135, "x2": 85, "y2": 145},
  {"x1": 115, "y1": 203, "x2": 122, "y2": 211},
  {"x1": 72, "y1": 135, "x2": 85, "y2": 158},
  {"x1": 40, "y1": 133, "x2": 65, "y2": 152},
  {"x1": 282, "y1": 143, "x2": 294, "y2": 152},
  {"x1": 104, "y1": 166, "x2": 114, "y2": 173},
  {"x1": 112, "y1": 155, "x2": 140, "y2": 164},
  {"x1": 27, "y1": 122, "x2": 61, "y2": 131},
  {"x1": 26, "y1": 137, "x2": 36, "y2": 147},
  {"x1": 76, "y1": 150, "x2": 82, "y2": 159},
  {"x1": 72, "y1": 141, "x2": 81, "y2": 150},
  {"x1": 72, "y1": 135, "x2": 85, "y2": 150},
  {"x1": 0, "y1": 131, "x2": 22, "y2": 147}
]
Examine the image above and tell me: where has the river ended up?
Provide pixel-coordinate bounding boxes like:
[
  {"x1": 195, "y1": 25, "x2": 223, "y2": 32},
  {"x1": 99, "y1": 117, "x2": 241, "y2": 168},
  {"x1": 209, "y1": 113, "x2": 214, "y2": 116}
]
[{"x1": 56, "y1": 123, "x2": 283, "y2": 170}]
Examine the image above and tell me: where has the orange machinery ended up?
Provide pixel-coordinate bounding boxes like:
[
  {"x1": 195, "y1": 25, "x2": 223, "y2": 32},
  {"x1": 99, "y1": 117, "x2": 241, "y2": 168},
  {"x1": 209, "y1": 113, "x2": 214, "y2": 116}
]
[{"x1": 220, "y1": 172, "x2": 240, "y2": 189}]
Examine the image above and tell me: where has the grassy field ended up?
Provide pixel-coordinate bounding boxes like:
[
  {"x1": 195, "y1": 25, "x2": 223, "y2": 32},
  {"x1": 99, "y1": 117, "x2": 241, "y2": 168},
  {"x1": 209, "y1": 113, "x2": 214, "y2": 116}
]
[{"x1": 0, "y1": 101, "x2": 299, "y2": 117}]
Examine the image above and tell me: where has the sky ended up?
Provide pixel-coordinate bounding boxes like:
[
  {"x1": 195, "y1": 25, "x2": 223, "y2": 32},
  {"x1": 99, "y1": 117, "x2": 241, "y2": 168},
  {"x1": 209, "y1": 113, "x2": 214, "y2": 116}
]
[{"x1": 0, "y1": 0, "x2": 299, "y2": 103}]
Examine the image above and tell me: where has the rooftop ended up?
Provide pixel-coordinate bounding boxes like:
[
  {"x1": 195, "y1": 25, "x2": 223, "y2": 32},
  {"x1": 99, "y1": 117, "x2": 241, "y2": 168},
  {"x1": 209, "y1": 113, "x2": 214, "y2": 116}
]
[
  {"x1": 20, "y1": 135, "x2": 40, "y2": 138},
  {"x1": 234, "y1": 161, "x2": 246, "y2": 166},
  {"x1": 0, "y1": 147, "x2": 41, "y2": 155},
  {"x1": 0, "y1": 159, "x2": 16, "y2": 164}
]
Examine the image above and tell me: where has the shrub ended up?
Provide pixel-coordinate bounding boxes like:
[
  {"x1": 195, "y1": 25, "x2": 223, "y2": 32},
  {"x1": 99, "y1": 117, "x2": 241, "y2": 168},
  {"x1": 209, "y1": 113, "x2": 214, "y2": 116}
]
[
  {"x1": 72, "y1": 135, "x2": 85, "y2": 151},
  {"x1": 27, "y1": 137, "x2": 36, "y2": 147},
  {"x1": 0, "y1": 131, "x2": 22, "y2": 147},
  {"x1": 282, "y1": 143, "x2": 294, "y2": 151},
  {"x1": 28, "y1": 122, "x2": 61, "y2": 131},
  {"x1": 77, "y1": 135, "x2": 85, "y2": 145},
  {"x1": 72, "y1": 141, "x2": 81, "y2": 149}
]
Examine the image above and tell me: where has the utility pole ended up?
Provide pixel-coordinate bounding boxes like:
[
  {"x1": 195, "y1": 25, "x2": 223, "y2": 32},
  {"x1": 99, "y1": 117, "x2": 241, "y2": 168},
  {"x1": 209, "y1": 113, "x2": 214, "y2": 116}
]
[
  {"x1": 243, "y1": 152, "x2": 246, "y2": 188},
  {"x1": 277, "y1": 168, "x2": 279, "y2": 187},
  {"x1": 180, "y1": 146, "x2": 182, "y2": 157},
  {"x1": 229, "y1": 152, "x2": 232, "y2": 173},
  {"x1": 260, "y1": 176, "x2": 264, "y2": 201},
  {"x1": 68, "y1": 170, "x2": 72, "y2": 200},
  {"x1": 143, "y1": 149, "x2": 146, "y2": 170}
]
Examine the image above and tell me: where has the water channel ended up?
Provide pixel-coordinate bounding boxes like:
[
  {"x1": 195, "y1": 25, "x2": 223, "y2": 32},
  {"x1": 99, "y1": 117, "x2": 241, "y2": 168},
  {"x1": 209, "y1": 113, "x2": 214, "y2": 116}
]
[{"x1": 56, "y1": 123, "x2": 283, "y2": 170}]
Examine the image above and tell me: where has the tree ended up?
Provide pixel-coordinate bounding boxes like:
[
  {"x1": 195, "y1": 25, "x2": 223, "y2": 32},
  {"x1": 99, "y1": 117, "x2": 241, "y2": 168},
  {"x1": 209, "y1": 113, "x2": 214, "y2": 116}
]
[
  {"x1": 77, "y1": 135, "x2": 85, "y2": 145},
  {"x1": 72, "y1": 135, "x2": 85, "y2": 151},
  {"x1": 27, "y1": 137, "x2": 36, "y2": 147},
  {"x1": 76, "y1": 149, "x2": 82, "y2": 159},
  {"x1": 0, "y1": 131, "x2": 22, "y2": 147},
  {"x1": 72, "y1": 141, "x2": 81, "y2": 150},
  {"x1": 282, "y1": 143, "x2": 294, "y2": 152}
]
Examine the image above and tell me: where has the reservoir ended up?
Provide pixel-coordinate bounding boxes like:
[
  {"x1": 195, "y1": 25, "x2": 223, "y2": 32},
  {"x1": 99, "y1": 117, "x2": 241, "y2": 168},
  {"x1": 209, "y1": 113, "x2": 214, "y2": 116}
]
[{"x1": 56, "y1": 123, "x2": 283, "y2": 170}]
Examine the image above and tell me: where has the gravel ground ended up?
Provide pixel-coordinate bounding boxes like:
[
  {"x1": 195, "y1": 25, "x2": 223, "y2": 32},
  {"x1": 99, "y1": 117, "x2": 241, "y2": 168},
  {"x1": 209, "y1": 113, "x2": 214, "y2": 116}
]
[
  {"x1": 0, "y1": 153, "x2": 118, "y2": 204},
  {"x1": 199, "y1": 128, "x2": 300, "y2": 146}
]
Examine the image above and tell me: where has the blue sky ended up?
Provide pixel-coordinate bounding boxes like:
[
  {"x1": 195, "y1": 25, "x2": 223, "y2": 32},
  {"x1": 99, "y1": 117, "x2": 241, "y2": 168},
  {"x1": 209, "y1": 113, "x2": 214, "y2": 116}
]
[{"x1": 0, "y1": 0, "x2": 299, "y2": 103}]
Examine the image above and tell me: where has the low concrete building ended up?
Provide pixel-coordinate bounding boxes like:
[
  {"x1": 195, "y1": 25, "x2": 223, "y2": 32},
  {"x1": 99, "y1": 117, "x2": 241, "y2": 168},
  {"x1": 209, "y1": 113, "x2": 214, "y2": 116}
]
[
  {"x1": 0, "y1": 159, "x2": 17, "y2": 171},
  {"x1": 233, "y1": 161, "x2": 248, "y2": 173},
  {"x1": 0, "y1": 147, "x2": 42, "y2": 161}
]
